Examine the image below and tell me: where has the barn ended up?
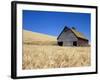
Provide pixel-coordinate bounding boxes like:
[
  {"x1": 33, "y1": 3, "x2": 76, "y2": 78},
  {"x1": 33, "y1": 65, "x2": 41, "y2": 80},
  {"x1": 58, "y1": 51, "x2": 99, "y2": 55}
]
[{"x1": 57, "y1": 26, "x2": 88, "y2": 46}]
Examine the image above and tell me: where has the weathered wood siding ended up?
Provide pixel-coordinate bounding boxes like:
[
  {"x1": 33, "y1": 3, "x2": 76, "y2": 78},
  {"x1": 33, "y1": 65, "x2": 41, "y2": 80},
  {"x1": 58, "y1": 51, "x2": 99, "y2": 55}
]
[
  {"x1": 77, "y1": 38, "x2": 88, "y2": 46},
  {"x1": 58, "y1": 30, "x2": 78, "y2": 46}
]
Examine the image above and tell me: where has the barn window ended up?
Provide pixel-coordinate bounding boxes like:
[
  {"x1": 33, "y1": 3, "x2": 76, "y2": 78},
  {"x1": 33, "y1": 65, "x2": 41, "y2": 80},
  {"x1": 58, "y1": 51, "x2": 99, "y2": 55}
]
[
  {"x1": 73, "y1": 41, "x2": 77, "y2": 46},
  {"x1": 58, "y1": 42, "x2": 63, "y2": 46}
]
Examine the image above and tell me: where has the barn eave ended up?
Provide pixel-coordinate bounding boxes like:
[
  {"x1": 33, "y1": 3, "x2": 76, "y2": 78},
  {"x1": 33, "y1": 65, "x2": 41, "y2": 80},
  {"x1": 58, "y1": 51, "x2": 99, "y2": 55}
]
[{"x1": 57, "y1": 26, "x2": 69, "y2": 40}]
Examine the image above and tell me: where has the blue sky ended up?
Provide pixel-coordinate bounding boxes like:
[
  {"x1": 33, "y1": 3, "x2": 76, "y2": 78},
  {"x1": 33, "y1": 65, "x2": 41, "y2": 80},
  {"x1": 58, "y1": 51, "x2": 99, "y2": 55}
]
[{"x1": 23, "y1": 10, "x2": 91, "y2": 42}]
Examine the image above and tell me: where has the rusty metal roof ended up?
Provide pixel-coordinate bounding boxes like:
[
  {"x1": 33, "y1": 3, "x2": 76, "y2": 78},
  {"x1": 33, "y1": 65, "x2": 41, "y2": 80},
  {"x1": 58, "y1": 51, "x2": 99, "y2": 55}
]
[{"x1": 71, "y1": 28, "x2": 88, "y2": 40}]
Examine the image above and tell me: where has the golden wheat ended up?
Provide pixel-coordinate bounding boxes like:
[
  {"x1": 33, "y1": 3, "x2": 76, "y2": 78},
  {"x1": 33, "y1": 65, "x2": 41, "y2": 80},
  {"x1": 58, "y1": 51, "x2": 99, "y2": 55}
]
[
  {"x1": 22, "y1": 44, "x2": 90, "y2": 69},
  {"x1": 22, "y1": 30, "x2": 91, "y2": 69}
]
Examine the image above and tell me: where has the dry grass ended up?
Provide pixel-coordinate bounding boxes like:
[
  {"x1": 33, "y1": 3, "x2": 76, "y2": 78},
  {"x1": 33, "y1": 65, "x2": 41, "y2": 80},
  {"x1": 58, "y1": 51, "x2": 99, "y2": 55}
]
[
  {"x1": 23, "y1": 30, "x2": 57, "y2": 43},
  {"x1": 22, "y1": 44, "x2": 91, "y2": 69},
  {"x1": 22, "y1": 30, "x2": 91, "y2": 70}
]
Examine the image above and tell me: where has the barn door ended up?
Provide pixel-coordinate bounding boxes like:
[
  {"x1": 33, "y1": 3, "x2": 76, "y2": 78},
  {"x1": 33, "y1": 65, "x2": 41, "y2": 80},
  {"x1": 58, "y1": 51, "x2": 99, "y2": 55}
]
[
  {"x1": 73, "y1": 41, "x2": 77, "y2": 46},
  {"x1": 58, "y1": 42, "x2": 63, "y2": 46}
]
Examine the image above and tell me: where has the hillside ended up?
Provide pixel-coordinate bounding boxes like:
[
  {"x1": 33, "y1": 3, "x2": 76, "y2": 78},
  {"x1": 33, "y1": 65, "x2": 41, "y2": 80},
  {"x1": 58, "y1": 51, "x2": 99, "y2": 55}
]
[{"x1": 23, "y1": 30, "x2": 57, "y2": 45}]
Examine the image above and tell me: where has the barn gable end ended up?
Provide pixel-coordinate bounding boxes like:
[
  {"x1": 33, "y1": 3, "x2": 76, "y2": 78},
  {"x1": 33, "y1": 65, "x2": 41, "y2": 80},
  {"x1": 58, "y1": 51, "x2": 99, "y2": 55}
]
[{"x1": 58, "y1": 29, "x2": 78, "y2": 46}]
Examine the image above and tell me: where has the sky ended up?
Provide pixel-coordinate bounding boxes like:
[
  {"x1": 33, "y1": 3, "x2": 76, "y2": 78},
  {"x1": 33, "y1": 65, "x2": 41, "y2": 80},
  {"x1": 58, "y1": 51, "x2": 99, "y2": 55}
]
[{"x1": 23, "y1": 10, "x2": 91, "y2": 42}]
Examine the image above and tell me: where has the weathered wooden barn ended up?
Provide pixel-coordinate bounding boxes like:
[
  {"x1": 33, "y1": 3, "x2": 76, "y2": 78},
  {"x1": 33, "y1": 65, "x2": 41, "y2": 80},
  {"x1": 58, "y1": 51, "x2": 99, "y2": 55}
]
[{"x1": 57, "y1": 26, "x2": 88, "y2": 46}]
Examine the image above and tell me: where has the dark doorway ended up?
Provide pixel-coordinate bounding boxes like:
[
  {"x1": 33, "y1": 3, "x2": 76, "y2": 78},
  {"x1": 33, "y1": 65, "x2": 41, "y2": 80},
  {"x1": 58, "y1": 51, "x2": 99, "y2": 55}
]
[
  {"x1": 58, "y1": 42, "x2": 63, "y2": 46},
  {"x1": 73, "y1": 41, "x2": 77, "y2": 46}
]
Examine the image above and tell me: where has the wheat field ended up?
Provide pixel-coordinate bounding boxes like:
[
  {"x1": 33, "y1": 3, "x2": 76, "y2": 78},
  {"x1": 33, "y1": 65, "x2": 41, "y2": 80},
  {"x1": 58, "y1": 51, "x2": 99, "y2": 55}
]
[
  {"x1": 22, "y1": 44, "x2": 90, "y2": 69},
  {"x1": 22, "y1": 30, "x2": 91, "y2": 70}
]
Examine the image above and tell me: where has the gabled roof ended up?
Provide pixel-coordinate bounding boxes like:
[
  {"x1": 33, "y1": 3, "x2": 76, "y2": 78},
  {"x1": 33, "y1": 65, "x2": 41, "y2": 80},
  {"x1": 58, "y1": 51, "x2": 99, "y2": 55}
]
[
  {"x1": 57, "y1": 26, "x2": 88, "y2": 40},
  {"x1": 71, "y1": 28, "x2": 88, "y2": 40}
]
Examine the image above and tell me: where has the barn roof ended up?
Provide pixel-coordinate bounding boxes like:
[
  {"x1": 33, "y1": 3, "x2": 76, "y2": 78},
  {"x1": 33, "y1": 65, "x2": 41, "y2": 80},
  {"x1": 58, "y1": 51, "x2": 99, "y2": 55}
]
[
  {"x1": 71, "y1": 28, "x2": 88, "y2": 40},
  {"x1": 57, "y1": 27, "x2": 88, "y2": 40}
]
